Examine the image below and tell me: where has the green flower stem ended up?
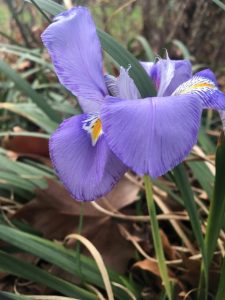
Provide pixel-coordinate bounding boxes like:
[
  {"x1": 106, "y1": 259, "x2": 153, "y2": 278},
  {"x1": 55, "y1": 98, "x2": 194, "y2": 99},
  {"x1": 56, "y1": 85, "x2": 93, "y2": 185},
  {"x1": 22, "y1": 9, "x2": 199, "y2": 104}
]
[
  {"x1": 76, "y1": 203, "x2": 84, "y2": 281},
  {"x1": 198, "y1": 134, "x2": 225, "y2": 299},
  {"x1": 197, "y1": 264, "x2": 208, "y2": 300},
  {"x1": 144, "y1": 175, "x2": 172, "y2": 300}
]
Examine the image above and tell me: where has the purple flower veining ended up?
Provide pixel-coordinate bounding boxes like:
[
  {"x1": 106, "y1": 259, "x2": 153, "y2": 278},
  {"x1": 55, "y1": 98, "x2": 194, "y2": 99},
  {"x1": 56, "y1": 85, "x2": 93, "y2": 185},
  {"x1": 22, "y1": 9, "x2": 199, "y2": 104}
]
[{"x1": 41, "y1": 6, "x2": 225, "y2": 201}]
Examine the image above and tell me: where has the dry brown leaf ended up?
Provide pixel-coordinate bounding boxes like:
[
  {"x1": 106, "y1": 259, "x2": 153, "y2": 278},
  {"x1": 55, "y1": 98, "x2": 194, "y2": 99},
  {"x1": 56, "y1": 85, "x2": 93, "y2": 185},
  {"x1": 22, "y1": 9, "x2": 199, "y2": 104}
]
[
  {"x1": 12, "y1": 177, "x2": 139, "y2": 273},
  {"x1": 181, "y1": 255, "x2": 201, "y2": 286},
  {"x1": 3, "y1": 135, "x2": 49, "y2": 157},
  {"x1": 133, "y1": 258, "x2": 175, "y2": 278},
  {"x1": 14, "y1": 176, "x2": 139, "y2": 219},
  {"x1": 16, "y1": 60, "x2": 32, "y2": 71},
  {"x1": 133, "y1": 259, "x2": 161, "y2": 277},
  {"x1": 181, "y1": 255, "x2": 220, "y2": 293},
  {"x1": 160, "y1": 229, "x2": 176, "y2": 261},
  {"x1": 103, "y1": 174, "x2": 139, "y2": 210}
]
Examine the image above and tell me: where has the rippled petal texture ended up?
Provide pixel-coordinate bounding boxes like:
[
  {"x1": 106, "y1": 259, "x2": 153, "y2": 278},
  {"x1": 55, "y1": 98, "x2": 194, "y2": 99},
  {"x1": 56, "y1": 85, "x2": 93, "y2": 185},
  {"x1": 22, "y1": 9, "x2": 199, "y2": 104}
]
[
  {"x1": 104, "y1": 74, "x2": 119, "y2": 97},
  {"x1": 50, "y1": 115, "x2": 127, "y2": 201},
  {"x1": 41, "y1": 7, "x2": 107, "y2": 113},
  {"x1": 101, "y1": 95, "x2": 202, "y2": 177}
]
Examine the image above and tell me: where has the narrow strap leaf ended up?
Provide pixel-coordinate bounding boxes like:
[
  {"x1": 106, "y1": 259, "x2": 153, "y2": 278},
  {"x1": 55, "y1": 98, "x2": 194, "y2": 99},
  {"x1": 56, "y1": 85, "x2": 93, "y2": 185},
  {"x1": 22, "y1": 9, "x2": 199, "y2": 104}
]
[
  {"x1": 0, "y1": 250, "x2": 97, "y2": 300},
  {"x1": 215, "y1": 257, "x2": 225, "y2": 300},
  {"x1": 0, "y1": 59, "x2": 60, "y2": 123},
  {"x1": 173, "y1": 165, "x2": 208, "y2": 273},
  {"x1": 205, "y1": 134, "x2": 225, "y2": 263}
]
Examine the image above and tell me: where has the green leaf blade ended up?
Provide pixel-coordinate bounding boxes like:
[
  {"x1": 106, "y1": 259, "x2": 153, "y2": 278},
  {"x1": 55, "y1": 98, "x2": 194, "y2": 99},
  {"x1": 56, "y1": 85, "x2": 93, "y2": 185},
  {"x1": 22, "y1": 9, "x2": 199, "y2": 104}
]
[
  {"x1": 205, "y1": 135, "x2": 225, "y2": 264},
  {"x1": 0, "y1": 250, "x2": 97, "y2": 300},
  {"x1": 0, "y1": 59, "x2": 60, "y2": 124},
  {"x1": 0, "y1": 225, "x2": 136, "y2": 300}
]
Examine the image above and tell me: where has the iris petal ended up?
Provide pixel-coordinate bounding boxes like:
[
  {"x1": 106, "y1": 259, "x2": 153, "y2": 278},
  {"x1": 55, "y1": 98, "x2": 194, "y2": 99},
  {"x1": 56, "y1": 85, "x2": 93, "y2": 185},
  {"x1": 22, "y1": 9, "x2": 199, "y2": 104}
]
[
  {"x1": 194, "y1": 69, "x2": 218, "y2": 84},
  {"x1": 157, "y1": 54, "x2": 175, "y2": 96},
  {"x1": 140, "y1": 61, "x2": 154, "y2": 75},
  {"x1": 82, "y1": 114, "x2": 103, "y2": 146},
  {"x1": 104, "y1": 74, "x2": 119, "y2": 97},
  {"x1": 41, "y1": 7, "x2": 107, "y2": 113},
  {"x1": 141, "y1": 59, "x2": 192, "y2": 96},
  {"x1": 117, "y1": 67, "x2": 141, "y2": 99},
  {"x1": 104, "y1": 67, "x2": 140, "y2": 99},
  {"x1": 189, "y1": 69, "x2": 225, "y2": 126},
  {"x1": 164, "y1": 60, "x2": 192, "y2": 96},
  {"x1": 173, "y1": 75, "x2": 225, "y2": 109},
  {"x1": 50, "y1": 114, "x2": 127, "y2": 201},
  {"x1": 101, "y1": 95, "x2": 202, "y2": 178}
]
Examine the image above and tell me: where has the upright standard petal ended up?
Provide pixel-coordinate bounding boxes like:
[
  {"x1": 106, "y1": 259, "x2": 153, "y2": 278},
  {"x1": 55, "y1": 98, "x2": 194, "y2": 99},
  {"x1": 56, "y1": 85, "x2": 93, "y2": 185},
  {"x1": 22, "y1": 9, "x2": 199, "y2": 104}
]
[
  {"x1": 50, "y1": 114, "x2": 127, "y2": 201},
  {"x1": 163, "y1": 59, "x2": 192, "y2": 96},
  {"x1": 104, "y1": 67, "x2": 140, "y2": 99},
  {"x1": 140, "y1": 61, "x2": 154, "y2": 76},
  {"x1": 142, "y1": 58, "x2": 192, "y2": 96},
  {"x1": 101, "y1": 95, "x2": 202, "y2": 178},
  {"x1": 117, "y1": 67, "x2": 141, "y2": 99},
  {"x1": 172, "y1": 73, "x2": 225, "y2": 109},
  {"x1": 156, "y1": 54, "x2": 175, "y2": 97},
  {"x1": 41, "y1": 7, "x2": 107, "y2": 113}
]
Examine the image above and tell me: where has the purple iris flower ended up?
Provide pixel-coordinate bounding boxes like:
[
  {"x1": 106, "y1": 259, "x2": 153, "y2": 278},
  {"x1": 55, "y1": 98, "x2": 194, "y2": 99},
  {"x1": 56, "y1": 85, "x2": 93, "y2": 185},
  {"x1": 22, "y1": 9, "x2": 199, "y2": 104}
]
[{"x1": 41, "y1": 6, "x2": 225, "y2": 201}]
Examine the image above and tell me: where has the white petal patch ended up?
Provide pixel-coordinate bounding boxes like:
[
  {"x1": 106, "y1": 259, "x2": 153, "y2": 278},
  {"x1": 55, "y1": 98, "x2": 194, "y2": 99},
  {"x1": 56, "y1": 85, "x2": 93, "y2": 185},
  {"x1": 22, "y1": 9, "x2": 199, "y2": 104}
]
[
  {"x1": 140, "y1": 61, "x2": 154, "y2": 75},
  {"x1": 105, "y1": 67, "x2": 141, "y2": 100},
  {"x1": 117, "y1": 67, "x2": 141, "y2": 99},
  {"x1": 82, "y1": 114, "x2": 103, "y2": 146},
  {"x1": 157, "y1": 52, "x2": 175, "y2": 97},
  {"x1": 172, "y1": 76, "x2": 217, "y2": 96}
]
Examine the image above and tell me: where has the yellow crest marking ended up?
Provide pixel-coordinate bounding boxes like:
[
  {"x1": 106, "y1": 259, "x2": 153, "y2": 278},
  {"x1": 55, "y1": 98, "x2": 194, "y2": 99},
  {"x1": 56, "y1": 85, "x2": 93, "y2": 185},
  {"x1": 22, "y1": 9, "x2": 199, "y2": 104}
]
[
  {"x1": 192, "y1": 83, "x2": 215, "y2": 89},
  {"x1": 82, "y1": 114, "x2": 103, "y2": 146},
  {"x1": 179, "y1": 82, "x2": 215, "y2": 94},
  {"x1": 173, "y1": 76, "x2": 217, "y2": 96},
  {"x1": 91, "y1": 118, "x2": 102, "y2": 146}
]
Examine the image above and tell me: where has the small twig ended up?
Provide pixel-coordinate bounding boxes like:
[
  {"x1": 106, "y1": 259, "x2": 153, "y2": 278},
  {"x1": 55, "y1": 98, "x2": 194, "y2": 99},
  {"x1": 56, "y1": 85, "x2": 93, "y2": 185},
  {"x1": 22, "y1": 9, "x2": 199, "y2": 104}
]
[
  {"x1": 154, "y1": 194, "x2": 196, "y2": 255},
  {"x1": 91, "y1": 201, "x2": 189, "y2": 222}
]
